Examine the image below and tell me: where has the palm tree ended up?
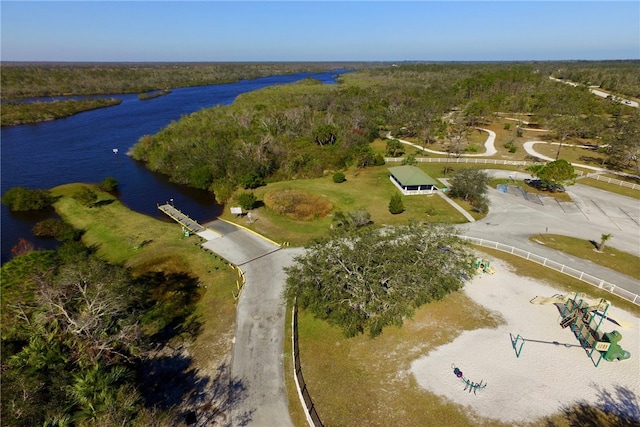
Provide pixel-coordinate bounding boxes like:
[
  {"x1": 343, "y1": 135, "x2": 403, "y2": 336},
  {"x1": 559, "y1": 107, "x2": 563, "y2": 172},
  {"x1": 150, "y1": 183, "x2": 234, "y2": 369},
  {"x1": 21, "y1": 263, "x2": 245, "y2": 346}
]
[{"x1": 597, "y1": 233, "x2": 612, "y2": 252}]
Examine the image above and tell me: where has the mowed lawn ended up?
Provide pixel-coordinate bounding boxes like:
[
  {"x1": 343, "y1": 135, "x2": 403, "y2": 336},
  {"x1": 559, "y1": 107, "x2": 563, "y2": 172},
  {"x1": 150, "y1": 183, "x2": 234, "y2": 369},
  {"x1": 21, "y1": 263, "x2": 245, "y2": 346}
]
[{"x1": 221, "y1": 165, "x2": 469, "y2": 246}]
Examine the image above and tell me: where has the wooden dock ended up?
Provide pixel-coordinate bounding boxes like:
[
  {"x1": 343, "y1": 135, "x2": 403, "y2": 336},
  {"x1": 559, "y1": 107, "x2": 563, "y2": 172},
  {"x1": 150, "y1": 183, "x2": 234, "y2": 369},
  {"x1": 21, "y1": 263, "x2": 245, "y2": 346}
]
[{"x1": 158, "y1": 204, "x2": 205, "y2": 233}]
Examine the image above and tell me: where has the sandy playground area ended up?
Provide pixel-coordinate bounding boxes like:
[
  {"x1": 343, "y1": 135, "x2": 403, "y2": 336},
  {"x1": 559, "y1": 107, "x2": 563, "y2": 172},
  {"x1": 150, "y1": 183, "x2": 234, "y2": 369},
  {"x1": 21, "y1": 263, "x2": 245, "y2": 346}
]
[{"x1": 410, "y1": 258, "x2": 640, "y2": 424}]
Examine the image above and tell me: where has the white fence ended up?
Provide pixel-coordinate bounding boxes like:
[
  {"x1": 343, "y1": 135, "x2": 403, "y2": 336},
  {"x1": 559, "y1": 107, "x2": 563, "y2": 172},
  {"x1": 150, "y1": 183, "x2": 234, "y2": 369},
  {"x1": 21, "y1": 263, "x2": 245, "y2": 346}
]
[
  {"x1": 583, "y1": 173, "x2": 640, "y2": 191},
  {"x1": 385, "y1": 157, "x2": 529, "y2": 166},
  {"x1": 460, "y1": 236, "x2": 640, "y2": 306}
]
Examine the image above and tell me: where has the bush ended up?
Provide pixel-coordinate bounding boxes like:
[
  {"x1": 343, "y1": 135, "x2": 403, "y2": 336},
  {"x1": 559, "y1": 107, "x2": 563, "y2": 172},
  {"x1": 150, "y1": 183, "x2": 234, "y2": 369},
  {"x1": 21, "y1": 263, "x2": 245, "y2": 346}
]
[
  {"x1": 401, "y1": 155, "x2": 417, "y2": 166},
  {"x1": 240, "y1": 173, "x2": 265, "y2": 189},
  {"x1": 388, "y1": 193, "x2": 404, "y2": 214},
  {"x1": 237, "y1": 192, "x2": 257, "y2": 211},
  {"x1": 503, "y1": 141, "x2": 517, "y2": 153},
  {"x1": 332, "y1": 172, "x2": 346, "y2": 183},
  {"x1": 98, "y1": 176, "x2": 119, "y2": 192},
  {"x1": 32, "y1": 218, "x2": 78, "y2": 241},
  {"x1": 504, "y1": 123, "x2": 511, "y2": 130},
  {"x1": 263, "y1": 189, "x2": 332, "y2": 221},
  {"x1": 210, "y1": 179, "x2": 235, "y2": 204},
  {"x1": 332, "y1": 209, "x2": 372, "y2": 230},
  {"x1": 73, "y1": 187, "x2": 98, "y2": 207},
  {"x1": 1, "y1": 187, "x2": 54, "y2": 211},
  {"x1": 385, "y1": 139, "x2": 405, "y2": 157},
  {"x1": 374, "y1": 153, "x2": 386, "y2": 166}
]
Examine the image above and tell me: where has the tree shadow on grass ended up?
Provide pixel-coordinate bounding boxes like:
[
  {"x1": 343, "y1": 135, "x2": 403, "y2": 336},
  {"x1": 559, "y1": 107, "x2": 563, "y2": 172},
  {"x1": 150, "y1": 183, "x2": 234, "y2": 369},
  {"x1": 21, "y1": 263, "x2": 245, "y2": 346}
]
[
  {"x1": 546, "y1": 383, "x2": 640, "y2": 427},
  {"x1": 138, "y1": 353, "x2": 252, "y2": 426},
  {"x1": 135, "y1": 270, "x2": 253, "y2": 426}
]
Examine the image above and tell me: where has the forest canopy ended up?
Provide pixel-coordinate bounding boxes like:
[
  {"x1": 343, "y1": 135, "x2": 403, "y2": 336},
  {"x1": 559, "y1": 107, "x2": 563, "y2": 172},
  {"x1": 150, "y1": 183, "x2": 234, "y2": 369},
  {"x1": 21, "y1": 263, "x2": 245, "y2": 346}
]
[{"x1": 128, "y1": 61, "x2": 640, "y2": 199}]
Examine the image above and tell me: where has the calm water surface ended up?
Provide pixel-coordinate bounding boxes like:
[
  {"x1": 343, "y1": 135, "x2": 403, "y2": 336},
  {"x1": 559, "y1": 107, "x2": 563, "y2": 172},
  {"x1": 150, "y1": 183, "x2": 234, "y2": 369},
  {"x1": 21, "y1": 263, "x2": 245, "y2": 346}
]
[{"x1": 1, "y1": 72, "x2": 342, "y2": 263}]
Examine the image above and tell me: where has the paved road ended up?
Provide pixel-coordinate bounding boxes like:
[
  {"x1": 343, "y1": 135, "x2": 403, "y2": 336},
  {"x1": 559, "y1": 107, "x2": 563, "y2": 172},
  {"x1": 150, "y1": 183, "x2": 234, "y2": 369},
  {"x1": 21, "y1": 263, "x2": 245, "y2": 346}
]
[
  {"x1": 460, "y1": 172, "x2": 640, "y2": 296},
  {"x1": 390, "y1": 128, "x2": 497, "y2": 157},
  {"x1": 201, "y1": 219, "x2": 300, "y2": 427}
]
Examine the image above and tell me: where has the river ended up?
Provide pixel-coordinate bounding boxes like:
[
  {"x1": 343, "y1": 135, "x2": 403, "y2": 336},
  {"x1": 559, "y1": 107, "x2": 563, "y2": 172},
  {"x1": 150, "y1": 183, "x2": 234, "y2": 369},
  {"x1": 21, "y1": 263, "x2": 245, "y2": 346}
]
[{"x1": 1, "y1": 71, "x2": 343, "y2": 263}]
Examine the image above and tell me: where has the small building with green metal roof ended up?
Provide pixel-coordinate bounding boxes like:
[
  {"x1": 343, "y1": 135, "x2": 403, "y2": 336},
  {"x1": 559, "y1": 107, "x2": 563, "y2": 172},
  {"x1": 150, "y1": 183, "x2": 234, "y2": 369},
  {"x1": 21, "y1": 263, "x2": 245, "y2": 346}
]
[{"x1": 388, "y1": 165, "x2": 439, "y2": 195}]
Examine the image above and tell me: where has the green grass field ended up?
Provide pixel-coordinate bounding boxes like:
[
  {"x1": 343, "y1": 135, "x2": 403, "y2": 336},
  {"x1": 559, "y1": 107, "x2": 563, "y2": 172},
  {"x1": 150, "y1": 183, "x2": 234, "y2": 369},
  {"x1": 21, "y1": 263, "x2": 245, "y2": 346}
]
[{"x1": 221, "y1": 165, "x2": 470, "y2": 246}]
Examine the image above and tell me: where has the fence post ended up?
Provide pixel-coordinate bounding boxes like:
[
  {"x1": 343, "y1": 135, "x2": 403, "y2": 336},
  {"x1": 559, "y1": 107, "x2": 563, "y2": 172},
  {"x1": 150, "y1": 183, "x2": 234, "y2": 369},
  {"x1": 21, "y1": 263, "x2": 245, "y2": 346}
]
[{"x1": 455, "y1": 234, "x2": 639, "y2": 306}]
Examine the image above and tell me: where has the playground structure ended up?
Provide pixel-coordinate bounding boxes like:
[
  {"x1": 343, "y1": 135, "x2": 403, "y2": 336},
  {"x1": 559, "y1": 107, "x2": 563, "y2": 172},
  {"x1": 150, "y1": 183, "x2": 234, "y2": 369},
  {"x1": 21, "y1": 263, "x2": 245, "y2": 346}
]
[
  {"x1": 473, "y1": 258, "x2": 496, "y2": 275},
  {"x1": 514, "y1": 293, "x2": 632, "y2": 367},
  {"x1": 451, "y1": 364, "x2": 487, "y2": 395}
]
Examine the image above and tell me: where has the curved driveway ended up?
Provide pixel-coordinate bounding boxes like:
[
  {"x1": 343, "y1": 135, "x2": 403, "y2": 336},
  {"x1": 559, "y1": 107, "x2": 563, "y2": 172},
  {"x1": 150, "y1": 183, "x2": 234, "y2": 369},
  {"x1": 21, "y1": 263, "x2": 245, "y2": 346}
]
[{"x1": 201, "y1": 219, "x2": 301, "y2": 427}]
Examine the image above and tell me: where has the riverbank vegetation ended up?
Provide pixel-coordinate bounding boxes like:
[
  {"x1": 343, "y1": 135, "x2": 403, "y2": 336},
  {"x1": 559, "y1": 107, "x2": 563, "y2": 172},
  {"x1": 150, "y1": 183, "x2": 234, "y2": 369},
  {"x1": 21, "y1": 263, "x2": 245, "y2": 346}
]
[
  {"x1": 129, "y1": 61, "x2": 640, "y2": 202},
  {"x1": 1, "y1": 183, "x2": 238, "y2": 426},
  {"x1": 0, "y1": 62, "x2": 359, "y2": 99},
  {"x1": 0, "y1": 62, "x2": 358, "y2": 126},
  {"x1": 138, "y1": 89, "x2": 171, "y2": 100},
  {"x1": 1, "y1": 186, "x2": 54, "y2": 211},
  {"x1": 1, "y1": 97, "x2": 122, "y2": 126}
]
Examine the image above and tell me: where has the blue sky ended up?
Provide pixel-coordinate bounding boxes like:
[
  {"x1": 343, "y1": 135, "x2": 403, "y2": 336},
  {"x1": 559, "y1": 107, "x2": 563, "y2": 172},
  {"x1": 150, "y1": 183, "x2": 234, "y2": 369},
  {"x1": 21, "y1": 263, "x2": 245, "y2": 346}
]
[{"x1": 1, "y1": 1, "x2": 638, "y2": 62}]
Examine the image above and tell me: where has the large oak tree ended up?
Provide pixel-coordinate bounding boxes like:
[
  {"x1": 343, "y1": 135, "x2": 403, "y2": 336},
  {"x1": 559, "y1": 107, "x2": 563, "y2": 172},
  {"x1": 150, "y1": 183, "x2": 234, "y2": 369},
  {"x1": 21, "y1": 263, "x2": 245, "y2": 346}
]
[{"x1": 284, "y1": 223, "x2": 477, "y2": 337}]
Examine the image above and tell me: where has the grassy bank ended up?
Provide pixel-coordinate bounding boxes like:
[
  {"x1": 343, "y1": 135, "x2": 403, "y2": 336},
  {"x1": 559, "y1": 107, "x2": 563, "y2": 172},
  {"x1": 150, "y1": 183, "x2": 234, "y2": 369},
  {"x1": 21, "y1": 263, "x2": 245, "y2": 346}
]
[
  {"x1": 529, "y1": 234, "x2": 640, "y2": 280},
  {"x1": 51, "y1": 183, "x2": 238, "y2": 372}
]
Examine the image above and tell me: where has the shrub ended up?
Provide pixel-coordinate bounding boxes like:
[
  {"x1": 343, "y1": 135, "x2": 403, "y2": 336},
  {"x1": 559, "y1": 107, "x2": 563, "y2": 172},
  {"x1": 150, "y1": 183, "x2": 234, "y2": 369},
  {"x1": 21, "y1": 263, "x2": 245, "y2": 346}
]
[
  {"x1": 73, "y1": 187, "x2": 98, "y2": 207},
  {"x1": 240, "y1": 173, "x2": 265, "y2": 189},
  {"x1": 210, "y1": 179, "x2": 235, "y2": 204},
  {"x1": 32, "y1": 218, "x2": 78, "y2": 241},
  {"x1": 374, "y1": 153, "x2": 386, "y2": 166},
  {"x1": 332, "y1": 209, "x2": 372, "y2": 230},
  {"x1": 388, "y1": 193, "x2": 404, "y2": 214},
  {"x1": 503, "y1": 141, "x2": 517, "y2": 153},
  {"x1": 401, "y1": 155, "x2": 417, "y2": 166},
  {"x1": 1, "y1": 187, "x2": 54, "y2": 211},
  {"x1": 332, "y1": 172, "x2": 346, "y2": 183},
  {"x1": 504, "y1": 123, "x2": 511, "y2": 130},
  {"x1": 448, "y1": 168, "x2": 490, "y2": 205},
  {"x1": 263, "y1": 189, "x2": 333, "y2": 221},
  {"x1": 237, "y1": 192, "x2": 257, "y2": 211},
  {"x1": 385, "y1": 139, "x2": 405, "y2": 157},
  {"x1": 98, "y1": 176, "x2": 119, "y2": 192}
]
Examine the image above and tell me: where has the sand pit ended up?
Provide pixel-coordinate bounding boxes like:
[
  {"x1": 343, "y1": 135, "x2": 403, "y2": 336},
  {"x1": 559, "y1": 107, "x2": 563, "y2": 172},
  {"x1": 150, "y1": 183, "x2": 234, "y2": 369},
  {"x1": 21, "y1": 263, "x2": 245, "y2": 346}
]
[{"x1": 410, "y1": 259, "x2": 640, "y2": 423}]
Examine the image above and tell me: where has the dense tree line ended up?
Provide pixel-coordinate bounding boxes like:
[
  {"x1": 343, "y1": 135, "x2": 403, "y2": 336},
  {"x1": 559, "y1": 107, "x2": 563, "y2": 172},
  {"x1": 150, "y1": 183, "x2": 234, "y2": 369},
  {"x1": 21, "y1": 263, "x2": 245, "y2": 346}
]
[
  {"x1": 129, "y1": 62, "x2": 639, "y2": 202},
  {"x1": 0, "y1": 62, "x2": 365, "y2": 100},
  {"x1": 550, "y1": 60, "x2": 640, "y2": 99}
]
